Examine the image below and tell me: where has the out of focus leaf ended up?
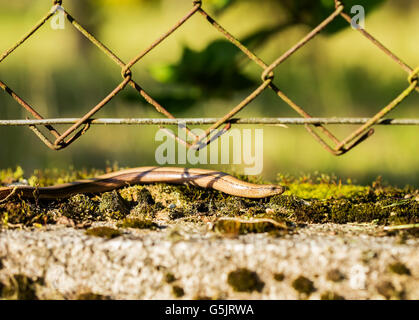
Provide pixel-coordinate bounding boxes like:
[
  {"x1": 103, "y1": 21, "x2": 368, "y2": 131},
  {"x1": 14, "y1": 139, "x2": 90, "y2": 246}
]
[
  {"x1": 280, "y1": 0, "x2": 386, "y2": 33},
  {"x1": 150, "y1": 91, "x2": 201, "y2": 113},
  {"x1": 241, "y1": 22, "x2": 292, "y2": 50},
  {"x1": 149, "y1": 64, "x2": 177, "y2": 83},
  {"x1": 207, "y1": 0, "x2": 237, "y2": 13},
  {"x1": 149, "y1": 40, "x2": 257, "y2": 98},
  {"x1": 147, "y1": 0, "x2": 387, "y2": 110}
]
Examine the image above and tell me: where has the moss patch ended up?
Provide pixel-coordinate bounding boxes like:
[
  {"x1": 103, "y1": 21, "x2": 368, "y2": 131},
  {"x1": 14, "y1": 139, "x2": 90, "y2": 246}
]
[
  {"x1": 132, "y1": 188, "x2": 155, "y2": 205},
  {"x1": 1, "y1": 168, "x2": 418, "y2": 228},
  {"x1": 98, "y1": 191, "x2": 130, "y2": 219},
  {"x1": 388, "y1": 262, "x2": 411, "y2": 275},
  {"x1": 86, "y1": 226, "x2": 122, "y2": 239},
  {"x1": 172, "y1": 285, "x2": 185, "y2": 298},
  {"x1": 227, "y1": 268, "x2": 264, "y2": 293},
  {"x1": 164, "y1": 272, "x2": 177, "y2": 284},
  {"x1": 1, "y1": 200, "x2": 54, "y2": 227},
  {"x1": 61, "y1": 194, "x2": 100, "y2": 222},
  {"x1": 0, "y1": 274, "x2": 44, "y2": 300},
  {"x1": 273, "y1": 273, "x2": 285, "y2": 282},
  {"x1": 292, "y1": 276, "x2": 316, "y2": 296},
  {"x1": 0, "y1": 166, "x2": 25, "y2": 185}
]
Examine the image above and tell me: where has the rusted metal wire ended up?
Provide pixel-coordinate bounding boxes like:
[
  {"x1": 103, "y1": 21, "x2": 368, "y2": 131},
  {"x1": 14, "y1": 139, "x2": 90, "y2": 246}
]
[
  {"x1": 1, "y1": 118, "x2": 418, "y2": 126},
  {"x1": 0, "y1": 0, "x2": 417, "y2": 155}
]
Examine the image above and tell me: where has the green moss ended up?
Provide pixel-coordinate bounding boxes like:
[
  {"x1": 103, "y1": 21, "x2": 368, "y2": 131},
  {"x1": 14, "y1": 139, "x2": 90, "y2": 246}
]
[
  {"x1": 270, "y1": 195, "x2": 305, "y2": 209},
  {"x1": 0, "y1": 200, "x2": 55, "y2": 227},
  {"x1": 320, "y1": 291, "x2": 345, "y2": 300},
  {"x1": 290, "y1": 194, "x2": 418, "y2": 225},
  {"x1": 86, "y1": 226, "x2": 122, "y2": 239},
  {"x1": 169, "y1": 208, "x2": 185, "y2": 220},
  {"x1": 61, "y1": 194, "x2": 100, "y2": 222},
  {"x1": 292, "y1": 276, "x2": 315, "y2": 296},
  {"x1": 13, "y1": 166, "x2": 24, "y2": 181},
  {"x1": 227, "y1": 268, "x2": 264, "y2": 293},
  {"x1": 388, "y1": 262, "x2": 411, "y2": 275},
  {"x1": 155, "y1": 184, "x2": 192, "y2": 204},
  {"x1": 271, "y1": 174, "x2": 418, "y2": 225},
  {"x1": 277, "y1": 172, "x2": 371, "y2": 199},
  {"x1": 0, "y1": 166, "x2": 25, "y2": 186},
  {"x1": 118, "y1": 187, "x2": 156, "y2": 218},
  {"x1": 98, "y1": 190, "x2": 130, "y2": 219},
  {"x1": 27, "y1": 167, "x2": 105, "y2": 187},
  {"x1": 133, "y1": 188, "x2": 155, "y2": 205},
  {"x1": 1, "y1": 169, "x2": 417, "y2": 227},
  {"x1": 118, "y1": 217, "x2": 157, "y2": 230},
  {"x1": 285, "y1": 183, "x2": 369, "y2": 200},
  {"x1": 129, "y1": 202, "x2": 158, "y2": 219},
  {"x1": 172, "y1": 285, "x2": 185, "y2": 298},
  {"x1": 0, "y1": 275, "x2": 44, "y2": 300}
]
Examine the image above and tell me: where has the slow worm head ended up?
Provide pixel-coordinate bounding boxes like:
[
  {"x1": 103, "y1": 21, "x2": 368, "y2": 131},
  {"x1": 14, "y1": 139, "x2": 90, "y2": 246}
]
[{"x1": 0, "y1": 166, "x2": 286, "y2": 201}]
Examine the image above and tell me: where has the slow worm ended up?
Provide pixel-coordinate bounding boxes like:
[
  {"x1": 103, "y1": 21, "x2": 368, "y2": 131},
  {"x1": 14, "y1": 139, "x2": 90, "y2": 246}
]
[{"x1": 0, "y1": 167, "x2": 285, "y2": 201}]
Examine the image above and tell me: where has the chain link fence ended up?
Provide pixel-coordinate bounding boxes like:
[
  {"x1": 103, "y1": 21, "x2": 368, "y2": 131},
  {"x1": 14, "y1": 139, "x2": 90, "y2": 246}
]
[{"x1": 0, "y1": 0, "x2": 418, "y2": 154}]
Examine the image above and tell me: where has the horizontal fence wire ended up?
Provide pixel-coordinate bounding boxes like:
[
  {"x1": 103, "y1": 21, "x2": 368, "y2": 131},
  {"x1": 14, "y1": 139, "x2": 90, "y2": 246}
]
[
  {"x1": 0, "y1": 0, "x2": 418, "y2": 154},
  {"x1": 1, "y1": 118, "x2": 419, "y2": 126}
]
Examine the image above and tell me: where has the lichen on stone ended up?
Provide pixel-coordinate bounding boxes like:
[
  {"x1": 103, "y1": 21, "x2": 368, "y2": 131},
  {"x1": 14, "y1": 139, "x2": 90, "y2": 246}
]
[
  {"x1": 227, "y1": 268, "x2": 264, "y2": 293},
  {"x1": 320, "y1": 291, "x2": 345, "y2": 300},
  {"x1": 0, "y1": 274, "x2": 44, "y2": 300},
  {"x1": 98, "y1": 190, "x2": 130, "y2": 220},
  {"x1": 388, "y1": 262, "x2": 411, "y2": 275},
  {"x1": 85, "y1": 226, "x2": 122, "y2": 239},
  {"x1": 292, "y1": 276, "x2": 316, "y2": 296},
  {"x1": 172, "y1": 285, "x2": 185, "y2": 298}
]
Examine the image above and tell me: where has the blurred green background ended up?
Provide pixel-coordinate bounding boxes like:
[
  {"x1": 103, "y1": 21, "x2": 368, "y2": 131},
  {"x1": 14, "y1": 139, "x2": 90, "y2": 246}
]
[{"x1": 0, "y1": 0, "x2": 418, "y2": 186}]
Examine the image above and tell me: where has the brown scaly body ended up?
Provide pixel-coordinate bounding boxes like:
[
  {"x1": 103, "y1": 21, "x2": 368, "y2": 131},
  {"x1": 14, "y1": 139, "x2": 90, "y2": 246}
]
[{"x1": 0, "y1": 167, "x2": 285, "y2": 201}]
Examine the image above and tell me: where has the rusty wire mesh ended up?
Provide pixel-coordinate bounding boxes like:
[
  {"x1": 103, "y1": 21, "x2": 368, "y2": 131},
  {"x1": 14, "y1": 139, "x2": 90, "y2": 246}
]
[{"x1": 0, "y1": 0, "x2": 418, "y2": 154}]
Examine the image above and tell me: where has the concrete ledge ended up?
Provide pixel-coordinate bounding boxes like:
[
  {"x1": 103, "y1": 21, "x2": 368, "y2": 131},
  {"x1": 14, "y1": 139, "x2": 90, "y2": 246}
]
[{"x1": 0, "y1": 223, "x2": 418, "y2": 299}]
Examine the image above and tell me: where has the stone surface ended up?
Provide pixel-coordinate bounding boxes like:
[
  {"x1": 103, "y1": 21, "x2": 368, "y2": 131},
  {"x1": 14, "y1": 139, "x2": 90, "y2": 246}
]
[{"x1": 0, "y1": 222, "x2": 418, "y2": 300}]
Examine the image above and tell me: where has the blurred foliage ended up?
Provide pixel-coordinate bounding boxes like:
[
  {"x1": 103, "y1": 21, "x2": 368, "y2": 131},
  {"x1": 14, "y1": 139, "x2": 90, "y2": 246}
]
[
  {"x1": 281, "y1": 0, "x2": 386, "y2": 33},
  {"x1": 149, "y1": 40, "x2": 257, "y2": 109},
  {"x1": 149, "y1": 0, "x2": 387, "y2": 109},
  {"x1": 0, "y1": 0, "x2": 417, "y2": 186},
  {"x1": 94, "y1": 0, "x2": 236, "y2": 10}
]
